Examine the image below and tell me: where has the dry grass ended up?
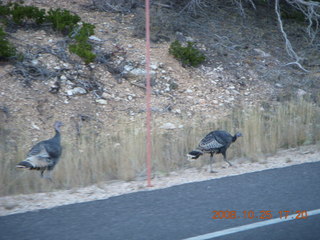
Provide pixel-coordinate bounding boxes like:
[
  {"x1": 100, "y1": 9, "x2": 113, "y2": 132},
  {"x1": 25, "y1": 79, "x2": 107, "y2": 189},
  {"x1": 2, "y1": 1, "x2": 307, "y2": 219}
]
[{"x1": 1, "y1": 99, "x2": 320, "y2": 196}]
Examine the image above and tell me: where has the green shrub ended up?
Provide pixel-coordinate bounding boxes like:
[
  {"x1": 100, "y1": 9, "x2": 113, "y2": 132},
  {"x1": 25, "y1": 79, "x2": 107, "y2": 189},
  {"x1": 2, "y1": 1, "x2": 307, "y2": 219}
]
[
  {"x1": 69, "y1": 42, "x2": 96, "y2": 64},
  {"x1": 68, "y1": 23, "x2": 96, "y2": 63},
  {"x1": 0, "y1": 1, "x2": 11, "y2": 17},
  {"x1": 0, "y1": 27, "x2": 16, "y2": 60},
  {"x1": 0, "y1": 1, "x2": 95, "y2": 63},
  {"x1": 10, "y1": 2, "x2": 46, "y2": 25},
  {"x1": 72, "y1": 23, "x2": 95, "y2": 42},
  {"x1": 169, "y1": 40, "x2": 205, "y2": 67},
  {"x1": 46, "y1": 8, "x2": 80, "y2": 35}
]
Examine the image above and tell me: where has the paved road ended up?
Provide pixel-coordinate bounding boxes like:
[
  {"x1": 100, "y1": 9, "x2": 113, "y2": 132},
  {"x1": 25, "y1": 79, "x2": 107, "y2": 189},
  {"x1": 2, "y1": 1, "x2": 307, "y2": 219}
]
[{"x1": 1, "y1": 162, "x2": 320, "y2": 240}]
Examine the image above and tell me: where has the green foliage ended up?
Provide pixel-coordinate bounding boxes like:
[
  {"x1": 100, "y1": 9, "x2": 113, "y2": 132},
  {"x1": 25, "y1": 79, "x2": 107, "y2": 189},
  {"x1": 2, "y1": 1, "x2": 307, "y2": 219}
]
[
  {"x1": 68, "y1": 23, "x2": 96, "y2": 63},
  {"x1": 280, "y1": 5, "x2": 305, "y2": 22},
  {"x1": 0, "y1": 1, "x2": 11, "y2": 17},
  {"x1": 46, "y1": 8, "x2": 81, "y2": 35},
  {"x1": 0, "y1": 27, "x2": 16, "y2": 60},
  {"x1": 72, "y1": 23, "x2": 95, "y2": 42},
  {"x1": 69, "y1": 42, "x2": 96, "y2": 64},
  {"x1": 169, "y1": 40, "x2": 205, "y2": 67},
  {"x1": 10, "y1": 2, "x2": 46, "y2": 24},
  {"x1": 0, "y1": 1, "x2": 95, "y2": 63}
]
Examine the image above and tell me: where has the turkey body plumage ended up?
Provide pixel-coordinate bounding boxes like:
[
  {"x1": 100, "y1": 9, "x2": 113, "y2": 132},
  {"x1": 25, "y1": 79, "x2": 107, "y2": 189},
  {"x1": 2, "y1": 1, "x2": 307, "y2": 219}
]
[
  {"x1": 16, "y1": 121, "x2": 63, "y2": 179},
  {"x1": 188, "y1": 130, "x2": 242, "y2": 173}
]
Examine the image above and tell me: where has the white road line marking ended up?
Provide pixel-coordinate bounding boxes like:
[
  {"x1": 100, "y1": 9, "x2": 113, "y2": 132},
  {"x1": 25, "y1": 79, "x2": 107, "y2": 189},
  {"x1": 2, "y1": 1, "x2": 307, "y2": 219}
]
[{"x1": 183, "y1": 209, "x2": 320, "y2": 240}]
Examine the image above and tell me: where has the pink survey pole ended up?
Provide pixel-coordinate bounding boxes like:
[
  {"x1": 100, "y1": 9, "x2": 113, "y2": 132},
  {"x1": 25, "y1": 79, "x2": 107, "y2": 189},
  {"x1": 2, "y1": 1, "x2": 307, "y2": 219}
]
[{"x1": 145, "y1": 0, "x2": 152, "y2": 187}]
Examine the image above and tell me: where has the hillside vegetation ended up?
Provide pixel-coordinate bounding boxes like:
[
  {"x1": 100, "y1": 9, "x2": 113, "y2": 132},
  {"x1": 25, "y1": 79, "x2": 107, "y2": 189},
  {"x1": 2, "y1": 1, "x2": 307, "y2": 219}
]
[{"x1": 0, "y1": 0, "x2": 319, "y2": 196}]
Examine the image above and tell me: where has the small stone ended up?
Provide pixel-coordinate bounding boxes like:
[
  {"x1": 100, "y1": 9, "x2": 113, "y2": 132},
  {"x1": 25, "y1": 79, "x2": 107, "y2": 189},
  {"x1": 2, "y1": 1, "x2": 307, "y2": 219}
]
[
  {"x1": 275, "y1": 83, "x2": 283, "y2": 88},
  {"x1": 151, "y1": 64, "x2": 158, "y2": 70},
  {"x1": 31, "y1": 123, "x2": 40, "y2": 130},
  {"x1": 297, "y1": 89, "x2": 307, "y2": 97},
  {"x1": 185, "y1": 36, "x2": 194, "y2": 42},
  {"x1": 160, "y1": 122, "x2": 176, "y2": 129},
  {"x1": 174, "y1": 109, "x2": 181, "y2": 114},
  {"x1": 63, "y1": 63, "x2": 71, "y2": 69},
  {"x1": 3, "y1": 202, "x2": 19, "y2": 210},
  {"x1": 102, "y1": 92, "x2": 112, "y2": 99},
  {"x1": 66, "y1": 87, "x2": 87, "y2": 96},
  {"x1": 186, "y1": 89, "x2": 193, "y2": 93},
  {"x1": 60, "y1": 75, "x2": 67, "y2": 81},
  {"x1": 89, "y1": 35, "x2": 102, "y2": 42},
  {"x1": 254, "y1": 48, "x2": 271, "y2": 57},
  {"x1": 31, "y1": 59, "x2": 38, "y2": 65},
  {"x1": 199, "y1": 99, "x2": 206, "y2": 104},
  {"x1": 96, "y1": 99, "x2": 108, "y2": 105}
]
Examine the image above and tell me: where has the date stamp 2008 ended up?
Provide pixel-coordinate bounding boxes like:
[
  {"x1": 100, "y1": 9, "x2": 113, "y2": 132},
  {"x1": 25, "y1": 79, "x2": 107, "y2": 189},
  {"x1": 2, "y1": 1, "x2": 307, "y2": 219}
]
[{"x1": 211, "y1": 210, "x2": 308, "y2": 220}]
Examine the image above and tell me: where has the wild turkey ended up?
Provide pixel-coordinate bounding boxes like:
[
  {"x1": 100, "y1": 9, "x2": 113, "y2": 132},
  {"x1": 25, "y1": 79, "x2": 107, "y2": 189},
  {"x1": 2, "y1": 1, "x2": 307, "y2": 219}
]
[
  {"x1": 16, "y1": 121, "x2": 63, "y2": 180},
  {"x1": 188, "y1": 130, "x2": 242, "y2": 173}
]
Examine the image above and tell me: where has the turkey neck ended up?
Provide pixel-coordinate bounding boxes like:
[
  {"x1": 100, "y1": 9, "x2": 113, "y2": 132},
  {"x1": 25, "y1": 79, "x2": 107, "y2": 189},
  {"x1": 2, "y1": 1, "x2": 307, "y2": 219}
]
[
  {"x1": 232, "y1": 134, "x2": 238, "y2": 142},
  {"x1": 52, "y1": 129, "x2": 61, "y2": 143}
]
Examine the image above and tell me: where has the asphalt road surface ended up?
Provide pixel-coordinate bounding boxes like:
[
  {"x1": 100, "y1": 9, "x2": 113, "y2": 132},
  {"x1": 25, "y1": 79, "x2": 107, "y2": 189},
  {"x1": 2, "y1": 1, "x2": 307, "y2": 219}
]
[{"x1": 1, "y1": 162, "x2": 320, "y2": 240}]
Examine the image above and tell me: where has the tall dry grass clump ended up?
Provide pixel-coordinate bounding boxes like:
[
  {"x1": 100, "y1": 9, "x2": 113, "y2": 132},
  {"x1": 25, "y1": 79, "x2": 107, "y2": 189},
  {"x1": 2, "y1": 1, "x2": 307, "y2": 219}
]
[{"x1": 0, "y1": 99, "x2": 319, "y2": 196}]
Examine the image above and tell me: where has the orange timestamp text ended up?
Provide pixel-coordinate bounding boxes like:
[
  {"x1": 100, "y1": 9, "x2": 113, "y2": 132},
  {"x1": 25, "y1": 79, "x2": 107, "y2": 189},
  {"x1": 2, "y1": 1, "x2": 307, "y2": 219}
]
[{"x1": 211, "y1": 210, "x2": 308, "y2": 220}]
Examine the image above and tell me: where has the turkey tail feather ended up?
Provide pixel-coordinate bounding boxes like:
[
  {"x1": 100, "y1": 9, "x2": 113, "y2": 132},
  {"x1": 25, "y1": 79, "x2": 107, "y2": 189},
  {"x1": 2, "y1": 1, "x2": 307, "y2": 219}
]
[
  {"x1": 16, "y1": 156, "x2": 51, "y2": 169},
  {"x1": 187, "y1": 150, "x2": 203, "y2": 159},
  {"x1": 16, "y1": 160, "x2": 34, "y2": 169}
]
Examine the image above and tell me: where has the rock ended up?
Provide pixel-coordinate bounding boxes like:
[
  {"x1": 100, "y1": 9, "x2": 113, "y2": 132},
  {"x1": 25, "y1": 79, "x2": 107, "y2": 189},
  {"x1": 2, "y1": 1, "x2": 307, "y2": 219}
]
[
  {"x1": 123, "y1": 66, "x2": 156, "y2": 79},
  {"x1": 63, "y1": 63, "x2": 71, "y2": 69},
  {"x1": 130, "y1": 68, "x2": 155, "y2": 76},
  {"x1": 31, "y1": 122, "x2": 40, "y2": 130},
  {"x1": 185, "y1": 36, "x2": 194, "y2": 42},
  {"x1": 275, "y1": 83, "x2": 283, "y2": 88},
  {"x1": 150, "y1": 64, "x2": 158, "y2": 70},
  {"x1": 3, "y1": 202, "x2": 19, "y2": 210},
  {"x1": 96, "y1": 99, "x2": 108, "y2": 105},
  {"x1": 31, "y1": 59, "x2": 38, "y2": 65},
  {"x1": 60, "y1": 75, "x2": 67, "y2": 81},
  {"x1": 185, "y1": 89, "x2": 193, "y2": 93},
  {"x1": 102, "y1": 92, "x2": 113, "y2": 99},
  {"x1": 160, "y1": 122, "x2": 176, "y2": 129},
  {"x1": 199, "y1": 99, "x2": 206, "y2": 104},
  {"x1": 89, "y1": 35, "x2": 102, "y2": 42},
  {"x1": 253, "y1": 48, "x2": 271, "y2": 57},
  {"x1": 66, "y1": 87, "x2": 87, "y2": 96},
  {"x1": 174, "y1": 109, "x2": 181, "y2": 114},
  {"x1": 297, "y1": 89, "x2": 307, "y2": 98}
]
